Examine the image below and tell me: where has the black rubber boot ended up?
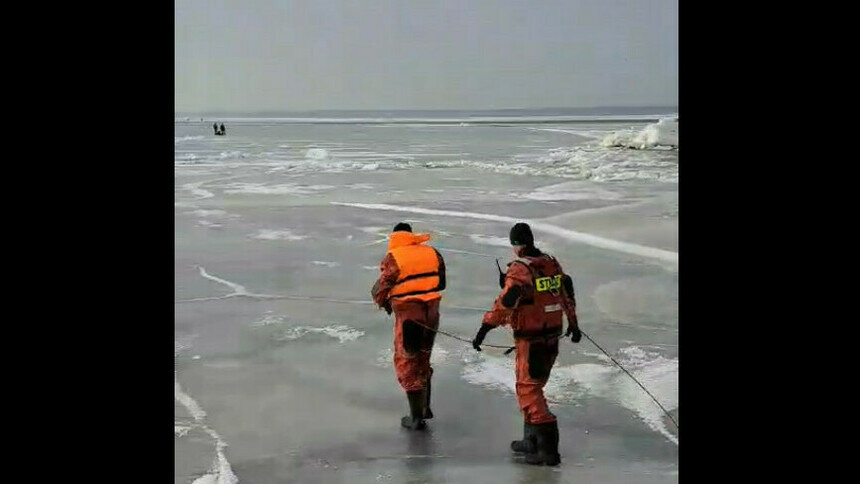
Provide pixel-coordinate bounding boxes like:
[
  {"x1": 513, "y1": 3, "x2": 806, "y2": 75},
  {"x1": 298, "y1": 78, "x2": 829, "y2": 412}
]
[
  {"x1": 524, "y1": 421, "x2": 561, "y2": 466},
  {"x1": 423, "y1": 369, "x2": 434, "y2": 419},
  {"x1": 511, "y1": 422, "x2": 537, "y2": 454},
  {"x1": 400, "y1": 390, "x2": 427, "y2": 430}
]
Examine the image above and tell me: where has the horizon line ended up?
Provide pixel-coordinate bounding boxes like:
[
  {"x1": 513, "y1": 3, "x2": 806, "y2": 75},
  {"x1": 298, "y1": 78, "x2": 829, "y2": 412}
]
[{"x1": 176, "y1": 105, "x2": 678, "y2": 116}]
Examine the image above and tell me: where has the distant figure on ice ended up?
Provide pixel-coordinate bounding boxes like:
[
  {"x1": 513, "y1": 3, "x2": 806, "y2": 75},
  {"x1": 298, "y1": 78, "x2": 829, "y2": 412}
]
[
  {"x1": 471, "y1": 222, "x2": 581, "y2": 466},
  {"x1": 213, "y1": 122, "x2": 220, "y2": 135},
  {"x1": 219, "y1": 123, "x2": 226, "y2": 135},
  {"x1": 372, "y1": 222, "x2": 446, "y2": 430}
]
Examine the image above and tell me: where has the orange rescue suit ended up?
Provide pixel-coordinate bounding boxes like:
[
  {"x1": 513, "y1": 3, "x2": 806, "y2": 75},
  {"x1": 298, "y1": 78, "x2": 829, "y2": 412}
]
[
  {"x1": 483, "y1": 254, "x2": 577, "y2": 424},
  {"x1": 374, "y1": 231, "x2": 446, "y2": 392}
]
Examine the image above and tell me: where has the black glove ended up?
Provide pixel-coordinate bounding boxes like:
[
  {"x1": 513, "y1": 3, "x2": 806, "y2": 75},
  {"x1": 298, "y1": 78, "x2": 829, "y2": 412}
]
[
  {"x1": 382, "y1": 301, "x2": 392, "y2": 315},
  {"x1": 565, "y1": 324, "x2": 582, "y2": 343},
  {"x1": 472, "y1": 324, "x2": 493, "y2": 351}
]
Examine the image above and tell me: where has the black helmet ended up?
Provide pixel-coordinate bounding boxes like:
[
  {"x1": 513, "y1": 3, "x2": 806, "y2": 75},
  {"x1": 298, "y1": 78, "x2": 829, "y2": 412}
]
[
  {"x1": 393, "y1": 222, "x2": 412, "y2": 232},
  {"x1": 509, "y1": 222, "x2": 534, "y2": 247}
]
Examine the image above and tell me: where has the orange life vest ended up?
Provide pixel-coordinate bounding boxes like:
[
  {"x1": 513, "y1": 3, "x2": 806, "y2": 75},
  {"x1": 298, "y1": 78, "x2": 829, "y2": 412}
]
[
  {"x1": 387, "y1": 232, "x2": 443, "y2": 302},
  {"x1": 509, "y1": 255, "x2": 565, "y2": 338}
]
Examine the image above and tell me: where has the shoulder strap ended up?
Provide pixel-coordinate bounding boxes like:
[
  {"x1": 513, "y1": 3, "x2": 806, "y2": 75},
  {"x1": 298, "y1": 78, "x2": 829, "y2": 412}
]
[{"x1": 509, "y1": 257, "x2": 541, "y2": 280}]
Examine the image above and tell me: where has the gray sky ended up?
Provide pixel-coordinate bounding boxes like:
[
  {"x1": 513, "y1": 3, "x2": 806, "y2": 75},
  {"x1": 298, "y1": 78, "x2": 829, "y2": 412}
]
[{"x1": 175, "y1": 0, "x2": 677, "y2": 113}]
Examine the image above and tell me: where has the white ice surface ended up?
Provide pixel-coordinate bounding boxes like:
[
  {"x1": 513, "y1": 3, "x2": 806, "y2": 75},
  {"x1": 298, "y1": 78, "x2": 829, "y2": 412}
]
[{"x1": 333, "y1": 203, "x2": 678, "y2": 266}]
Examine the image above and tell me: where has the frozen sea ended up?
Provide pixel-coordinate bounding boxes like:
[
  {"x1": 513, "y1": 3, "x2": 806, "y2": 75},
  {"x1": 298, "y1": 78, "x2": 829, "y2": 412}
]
[{"x1": 175, "y1": 110, "x2": 679, "y2": 483}]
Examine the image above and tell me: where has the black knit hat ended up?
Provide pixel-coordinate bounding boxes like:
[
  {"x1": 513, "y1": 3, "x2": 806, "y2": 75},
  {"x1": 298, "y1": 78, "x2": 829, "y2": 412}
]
[
  {"x1": 393, "y1": 222, "x2": 412, "y2": 232},
  {"x1": 509, "y1": 222, "x2": 534, "y2": 246}
]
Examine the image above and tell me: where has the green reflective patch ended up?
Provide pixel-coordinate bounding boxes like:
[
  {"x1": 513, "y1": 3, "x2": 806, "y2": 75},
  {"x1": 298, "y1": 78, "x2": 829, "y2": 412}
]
[{"x1": 535, "y1": 275, "x2": 561, "y2": 292}]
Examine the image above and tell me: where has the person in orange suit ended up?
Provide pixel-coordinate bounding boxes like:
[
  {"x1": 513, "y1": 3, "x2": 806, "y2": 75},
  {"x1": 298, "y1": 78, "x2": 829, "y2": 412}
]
[
  {"x1": 372, "y1": 222, "x2": 446, "y2": 430},
  {"x1": 472, "y1": 222, "x2": 581, "y2": 465}
]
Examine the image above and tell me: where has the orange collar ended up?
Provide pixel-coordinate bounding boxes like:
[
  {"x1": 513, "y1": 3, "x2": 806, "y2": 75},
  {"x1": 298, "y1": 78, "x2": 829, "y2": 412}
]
[{"x1": 388, "y1": 231, "x2": 431, "y2": 250}]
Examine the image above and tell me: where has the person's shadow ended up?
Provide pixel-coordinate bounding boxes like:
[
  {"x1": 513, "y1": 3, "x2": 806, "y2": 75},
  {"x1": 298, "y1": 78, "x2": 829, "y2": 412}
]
[
  {"x1": 513, "y1": 458, "x2": 564, "y2": 484},
  {"x1": 402, "y1": 427, "x2": 441, "y2": 480}
]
